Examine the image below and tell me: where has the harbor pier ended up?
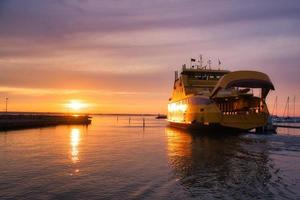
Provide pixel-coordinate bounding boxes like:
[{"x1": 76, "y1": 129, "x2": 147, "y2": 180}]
[{"x1": 0, "y1": 114, "x2": 92, "y2": 131}]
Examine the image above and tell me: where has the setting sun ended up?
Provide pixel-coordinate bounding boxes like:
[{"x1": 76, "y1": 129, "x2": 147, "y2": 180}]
[{"x1": 66, "y1": 100, "x2": 88, "y2": 112}]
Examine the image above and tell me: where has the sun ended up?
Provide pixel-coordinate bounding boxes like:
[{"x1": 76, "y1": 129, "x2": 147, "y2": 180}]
[{"x1": 66, "y1": 100, "x2": 87, "y2": 112}]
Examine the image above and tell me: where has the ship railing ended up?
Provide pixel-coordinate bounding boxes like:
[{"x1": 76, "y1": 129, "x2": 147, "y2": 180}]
[{"x1": 221, "y1": 109, "x2": 262, "y2": 116}]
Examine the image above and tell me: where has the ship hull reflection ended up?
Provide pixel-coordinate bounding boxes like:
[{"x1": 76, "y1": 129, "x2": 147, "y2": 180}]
[{"x1": 165, "y1": 127, "x2": 284, "y2": 199}]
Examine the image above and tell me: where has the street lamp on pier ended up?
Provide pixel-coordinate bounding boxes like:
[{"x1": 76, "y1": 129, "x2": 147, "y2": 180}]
[{"x1": 5, "y1": 97, "x2": 8, "y2": 113}]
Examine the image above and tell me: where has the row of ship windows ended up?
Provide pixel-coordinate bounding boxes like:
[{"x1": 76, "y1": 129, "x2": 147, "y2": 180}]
[
  {"x1": 168, "y1": 97, "x2": 212, "y2": 112},
  {"x1": 189, "y1": 75, "x2": 222, "y2": 80},
  {"x1": 171, "y1": 97, "x2": 212, "y2": 106}
]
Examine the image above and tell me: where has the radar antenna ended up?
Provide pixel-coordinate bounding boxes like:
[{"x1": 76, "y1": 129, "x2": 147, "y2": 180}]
[
  {"x1": 208, "y1": 59, "x2": 212, "y2": 69},
  {"x1": 198, "y1": 54, "x2": 203, "y2": 69}
]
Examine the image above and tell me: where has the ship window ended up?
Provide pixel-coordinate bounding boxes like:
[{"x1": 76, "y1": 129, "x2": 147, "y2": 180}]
[{"x1": 189, "y1": 73, "x2": 225, "y2": 80}]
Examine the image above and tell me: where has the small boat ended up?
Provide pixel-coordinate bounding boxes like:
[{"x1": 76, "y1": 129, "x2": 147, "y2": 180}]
[
  {"x1": 167, "y1": 58, "x2": 275, "y2": 133},
  {"x1": 156, "y1": 114, "x2": 167, "y2": 119}
]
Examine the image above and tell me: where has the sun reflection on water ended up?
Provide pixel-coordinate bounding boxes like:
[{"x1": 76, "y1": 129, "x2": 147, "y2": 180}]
[{"x1": 70, "y1": 128, "x2": 81, "y2": 163}]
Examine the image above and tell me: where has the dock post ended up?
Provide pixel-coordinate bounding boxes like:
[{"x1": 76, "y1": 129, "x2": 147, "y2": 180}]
[
  {"x1": 5, "y1": 97, "x2": 8, "y2": 113},
  {"x1": 142, "y1": 118, "x2": 145, "y2": 128},
  {"x1": 129, "y1": 117, "x2": 131, "y2": 125}
]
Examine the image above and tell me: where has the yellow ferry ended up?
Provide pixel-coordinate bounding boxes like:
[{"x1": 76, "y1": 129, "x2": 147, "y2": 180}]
[{"x1": 167, "y1": 59, "x2": 274, "y2": 132}]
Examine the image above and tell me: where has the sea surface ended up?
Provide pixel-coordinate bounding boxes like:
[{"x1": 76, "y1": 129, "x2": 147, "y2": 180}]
[{"x1": 0, "y1": 115, "x2": 299, "y2": 200}]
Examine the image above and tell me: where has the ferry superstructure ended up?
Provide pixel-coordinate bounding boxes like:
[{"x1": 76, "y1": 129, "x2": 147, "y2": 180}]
[{"x1": 167, "y1": 62, "x2": 274, "y2": 132}]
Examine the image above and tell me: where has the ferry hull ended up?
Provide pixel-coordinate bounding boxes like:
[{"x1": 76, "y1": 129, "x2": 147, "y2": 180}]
[
  {"x1": 168, "y1": 121, "x2": 250, "y2": 134},
  {"x1": 167, "y1": 64, "x2": 274, "y2": 135}
]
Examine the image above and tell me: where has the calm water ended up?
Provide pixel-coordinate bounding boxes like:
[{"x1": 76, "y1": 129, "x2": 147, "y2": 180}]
[{"x1": 0, "y1": 116, "x2": 299, "y2": 200}]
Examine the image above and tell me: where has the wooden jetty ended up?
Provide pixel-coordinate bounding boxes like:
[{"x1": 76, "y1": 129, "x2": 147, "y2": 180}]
[{"x1": 0, "y1": 114, "x2": 92, "y2": 131}]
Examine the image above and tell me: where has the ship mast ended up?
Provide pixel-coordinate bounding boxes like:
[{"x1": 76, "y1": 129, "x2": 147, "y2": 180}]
[
  {"x1": 208, "y1": 59, "x2": 212, "y2": 69},
  {"x1": 198, "y1": 55, "x2": 203, "y2": 69}
]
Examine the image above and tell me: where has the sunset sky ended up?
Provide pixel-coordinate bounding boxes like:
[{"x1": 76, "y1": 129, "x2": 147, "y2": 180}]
[{"x1": 0, "y1": 0, "x2": 299, "y2": 115}]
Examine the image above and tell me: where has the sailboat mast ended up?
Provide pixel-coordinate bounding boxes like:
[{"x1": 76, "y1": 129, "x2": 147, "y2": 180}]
[
  {"x1": 283, "y1": 96, "x2": 289, "y2": 118},
  {"x1": 275, "y1": 96, "x2": 278, "y2": 116},
  {"x1": 294, "y1": 96, "x2": 296, "y2": 120},
  {"x1": 272, "y1": 96, "x2": 278, "y2": 116},
  {"x1": 287, "y1": 96, "x2": 290, "y2": 118}
]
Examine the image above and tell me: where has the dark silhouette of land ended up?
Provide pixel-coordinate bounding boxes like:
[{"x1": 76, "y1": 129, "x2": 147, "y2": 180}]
[{"x1": 0, "y1": 114, "x2": 91, "y2": 131}]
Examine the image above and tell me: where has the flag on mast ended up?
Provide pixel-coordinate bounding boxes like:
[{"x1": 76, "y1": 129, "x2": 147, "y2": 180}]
[{"x1": 191, "y1": 58, "x2": 196, "y2": 62}]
